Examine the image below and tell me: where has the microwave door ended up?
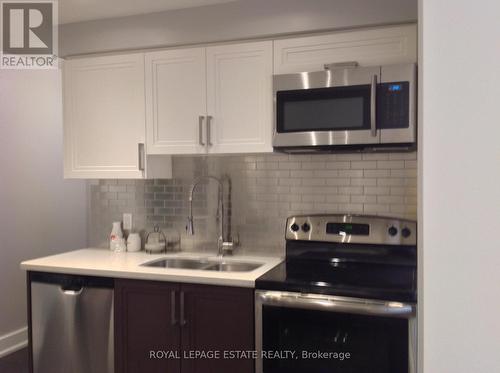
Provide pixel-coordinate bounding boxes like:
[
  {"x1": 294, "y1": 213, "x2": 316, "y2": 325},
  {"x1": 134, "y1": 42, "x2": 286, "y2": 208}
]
[
  {"x1": 379, "y1": 63, "x2": 417, "y2": 145},
  {"x1": 273, "y1": 66, "x2": 381, "y2": 148}
]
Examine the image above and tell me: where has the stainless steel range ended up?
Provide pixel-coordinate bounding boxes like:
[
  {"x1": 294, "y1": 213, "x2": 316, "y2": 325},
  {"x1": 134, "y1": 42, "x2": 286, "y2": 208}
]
[{"x1": 255, "y1": 214, "x2": 417, "y2": 373}]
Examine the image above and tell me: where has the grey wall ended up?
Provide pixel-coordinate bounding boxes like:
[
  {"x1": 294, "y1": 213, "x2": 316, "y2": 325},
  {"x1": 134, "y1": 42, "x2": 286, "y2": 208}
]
[
  {"x1": 89, "y1": 152, "x2": 417, "y2": 256},
  {"x1": 60, "y1": 0, "x2": 417, "y2": 56},
  {"x1": 0, "y1": 70, "x2": 87, "y2": 342},
  {"x1": 419, "y1": 0, "x2": 500, "y2": 371}
]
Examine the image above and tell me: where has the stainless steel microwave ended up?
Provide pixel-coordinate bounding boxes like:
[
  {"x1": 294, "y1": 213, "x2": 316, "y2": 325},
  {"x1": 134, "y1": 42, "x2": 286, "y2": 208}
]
[{"x1": 273, "y1": 62, "x2": 416, "y2": 152}]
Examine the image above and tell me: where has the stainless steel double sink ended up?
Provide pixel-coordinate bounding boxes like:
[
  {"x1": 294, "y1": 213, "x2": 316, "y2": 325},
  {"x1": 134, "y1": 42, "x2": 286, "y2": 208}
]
[{"x1": 141, "y1": 258, "x2": 262, "y2": 272}]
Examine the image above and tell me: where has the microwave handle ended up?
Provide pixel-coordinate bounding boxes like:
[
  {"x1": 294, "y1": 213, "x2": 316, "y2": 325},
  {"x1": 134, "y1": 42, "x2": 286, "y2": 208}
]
[{"x1": 370, "y1": 74, "x2": 377, "y2": 137}]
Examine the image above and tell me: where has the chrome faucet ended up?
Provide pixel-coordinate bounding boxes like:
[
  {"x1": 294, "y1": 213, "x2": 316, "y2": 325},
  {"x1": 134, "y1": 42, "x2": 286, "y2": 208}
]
[{"x1": 186, "y1": 175, "x2": 234, "y2": 256}]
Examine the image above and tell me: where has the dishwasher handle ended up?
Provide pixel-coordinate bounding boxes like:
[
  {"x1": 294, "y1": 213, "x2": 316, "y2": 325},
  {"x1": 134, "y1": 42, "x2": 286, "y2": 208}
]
[
  {"x1": 60, "y1": 284, "x2": 84, "y2": 294},
  {"x1": 60, "y1": 287, "x2": 83, "y2": 295}
]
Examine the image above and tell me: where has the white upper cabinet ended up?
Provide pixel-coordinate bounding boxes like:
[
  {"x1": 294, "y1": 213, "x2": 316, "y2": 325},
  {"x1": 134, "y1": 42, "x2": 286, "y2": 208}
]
[
  {"x1": 145, "y1": 47, "x2": 207, "y2": 155},
  {"x1": 274, "y1": 25, "x2": 417, "y2": 74},
  {"x1": 206, "y1": 41, "x2": 273, "y2": 153},
  {"x1": 64, "y1": 54, "x2": 147, "y2": 178},
  {"x1": 144, "y1": 41, "x2": 273, "y2": 155}
]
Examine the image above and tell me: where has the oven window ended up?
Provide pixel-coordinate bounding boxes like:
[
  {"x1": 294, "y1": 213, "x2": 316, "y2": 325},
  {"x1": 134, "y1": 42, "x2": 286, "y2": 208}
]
[
  {"x1": 262, "y1": 305, "x2": 409, "y2": 373},
  {"x1": 276, "y1": 85, "x2": 371, "y2": 133}
]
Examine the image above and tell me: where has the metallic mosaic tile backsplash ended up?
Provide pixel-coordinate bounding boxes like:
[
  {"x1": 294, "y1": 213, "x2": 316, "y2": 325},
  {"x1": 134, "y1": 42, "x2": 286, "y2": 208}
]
[{"x1": 88, "y1": 152, "x2": 417, "y2": 256}]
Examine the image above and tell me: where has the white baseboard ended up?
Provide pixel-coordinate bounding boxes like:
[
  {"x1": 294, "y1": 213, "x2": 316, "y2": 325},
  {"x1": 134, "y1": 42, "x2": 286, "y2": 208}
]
[{"x1": 0, "y1": 327, "x2": 28, "y2": 358}]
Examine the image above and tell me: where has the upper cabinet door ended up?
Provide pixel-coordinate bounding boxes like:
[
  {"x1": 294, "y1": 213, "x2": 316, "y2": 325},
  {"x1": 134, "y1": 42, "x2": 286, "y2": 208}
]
[
  {"x1": 145, "y1": 48, "x2": 207, "y2": 155},
  {"x1": 206, "y1": 41, "x2": 273, "y2": 154},
  {"x1": 274, "y1": 25, "x2": 417, "y2": 74},
  {"x1": 64, "y1": 54, "x2": 146, "y2": 179}
]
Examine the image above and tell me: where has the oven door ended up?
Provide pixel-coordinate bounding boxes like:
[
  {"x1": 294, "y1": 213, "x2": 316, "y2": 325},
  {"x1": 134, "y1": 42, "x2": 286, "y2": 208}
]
[
  {"x1": 255, "y1": 290, "x2": 417, "y2": 373},
  {"x1": 273, "y1": 66, "x2": 381, "y2": 148}
]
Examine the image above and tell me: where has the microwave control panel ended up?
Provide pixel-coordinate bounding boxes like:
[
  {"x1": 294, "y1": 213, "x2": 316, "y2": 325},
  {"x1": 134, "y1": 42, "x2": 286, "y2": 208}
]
[{"x1": 377, "y1": 81, "x2": 410, "y2": 129}]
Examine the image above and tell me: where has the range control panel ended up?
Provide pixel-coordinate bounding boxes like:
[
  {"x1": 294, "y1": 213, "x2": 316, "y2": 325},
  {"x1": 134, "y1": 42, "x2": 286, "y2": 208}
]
[{"x1": 286, "y1": 214, "x2": 417, "y2": 246}]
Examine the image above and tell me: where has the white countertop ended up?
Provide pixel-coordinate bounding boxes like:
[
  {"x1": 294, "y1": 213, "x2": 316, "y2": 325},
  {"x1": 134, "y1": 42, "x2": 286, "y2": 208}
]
[{"x1": 20, "y1": 249, "x2": 283, "y2": 288}]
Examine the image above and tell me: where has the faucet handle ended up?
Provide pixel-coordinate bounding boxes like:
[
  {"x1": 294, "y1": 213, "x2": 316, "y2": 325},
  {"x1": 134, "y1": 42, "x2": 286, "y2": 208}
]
[
  {"x1": 232, "y1": 232, "x2": 240, "y2": 247},
  {"x1": 221, "y1": 241, "x2": 235, "y2": 256}
]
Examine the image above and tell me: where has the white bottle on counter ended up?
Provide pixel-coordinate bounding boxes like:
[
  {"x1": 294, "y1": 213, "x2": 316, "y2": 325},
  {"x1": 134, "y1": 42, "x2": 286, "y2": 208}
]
[
  {"x1": 127, "y1": 233, "x2": 141, "y2": 252},
  {"x1": 109, "y1": 222, "x2": 124, "y2": 251}
]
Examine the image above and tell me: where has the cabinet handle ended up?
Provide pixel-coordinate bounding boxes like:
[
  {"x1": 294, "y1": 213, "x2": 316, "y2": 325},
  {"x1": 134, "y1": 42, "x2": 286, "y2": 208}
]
[
  {"x1": 206, "y1": 115, "x2": 213, "y2": 147},
  {"x1": 370, "y1": 75, "x2": 377, "y2": 137},
  {"x1": 180, "y1": 291, "x2": 187, "y2": 326},
  {"x1": 198, "y1": 116, "x2": 205, "y2": 146},
  {"x1": 171, "y1": 290, "x2": 177, "y2": 326},
  {"x1": 138, "y1": 143, "x2": 145, "y2": 171}
]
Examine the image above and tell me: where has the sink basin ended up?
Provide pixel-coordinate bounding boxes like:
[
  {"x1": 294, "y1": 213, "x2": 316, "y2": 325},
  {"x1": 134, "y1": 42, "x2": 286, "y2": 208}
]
[
  {"x1": 141, "y1": 258, "x2": 262, "y2": 272},
  {"x1": 204, "y1": 262, "x2": 261, "y2": 272},
  {"x1": 142, "y1": 258, "x2": 211, "y2": 270}
]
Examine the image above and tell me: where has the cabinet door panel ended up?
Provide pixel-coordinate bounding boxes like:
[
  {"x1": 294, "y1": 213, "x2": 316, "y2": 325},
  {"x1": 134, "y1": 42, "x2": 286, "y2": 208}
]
[
  {"x1": 206, "y1": 41, "x2": 273, "y2": 153},
  {"x1": 145, "y1": 48, "x2": 207, "y2": 155},
  {"x1": 115, "y1": 280, "x2": 181, "y2": 373},
  {"x1": 63, "y1": 54, "x2": 146, "y2": 178},
  {"x1": 181, "y1": 284, "x2": 254, "y2": 373},
  {"x1": 274, "y1": 24, "x2": 417, "y2": 74}
]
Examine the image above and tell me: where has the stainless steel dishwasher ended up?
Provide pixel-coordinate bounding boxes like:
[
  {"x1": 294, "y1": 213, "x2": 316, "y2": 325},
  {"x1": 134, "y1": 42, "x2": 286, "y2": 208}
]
[{"x1": 30, "y1": 272, "x2": 114, "y2": 373}]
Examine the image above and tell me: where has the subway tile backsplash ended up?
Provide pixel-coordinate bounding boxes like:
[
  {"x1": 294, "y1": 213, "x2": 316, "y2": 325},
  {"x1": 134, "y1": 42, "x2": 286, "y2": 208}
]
[{"x1": 88, "y1": 152, "x2": 417, "y2": 256}]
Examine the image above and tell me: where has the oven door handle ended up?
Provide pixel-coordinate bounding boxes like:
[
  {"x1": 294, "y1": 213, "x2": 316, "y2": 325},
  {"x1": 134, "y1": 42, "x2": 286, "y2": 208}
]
[{"x1": 256, "y1": 291, "x2": 415, "y2": 318}]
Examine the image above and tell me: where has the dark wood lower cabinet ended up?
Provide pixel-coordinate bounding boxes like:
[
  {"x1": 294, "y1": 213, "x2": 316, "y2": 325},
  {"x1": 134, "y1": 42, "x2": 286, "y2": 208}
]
[
  {"x1": 115, "y1": 280, "x2": 181, "y2": 373},
  {"x1": 181, "y1": 284, "x2": 254, "y2": 373},
  {"x1": 115, "y1": 279, "x2": 254, "y2": 373}
]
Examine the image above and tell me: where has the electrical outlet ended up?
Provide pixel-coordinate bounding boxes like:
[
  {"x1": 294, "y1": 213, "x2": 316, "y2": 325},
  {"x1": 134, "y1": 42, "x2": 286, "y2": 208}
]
[{"x1": 123, "y1": 213, "x2": 133, "y2": 230}]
